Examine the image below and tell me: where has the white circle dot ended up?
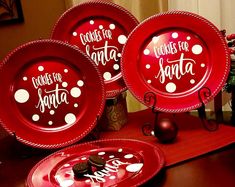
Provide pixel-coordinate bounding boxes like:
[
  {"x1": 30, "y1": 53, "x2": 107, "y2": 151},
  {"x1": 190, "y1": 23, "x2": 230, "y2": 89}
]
[
  {"x1": 124, "y1": 154, "x2": 134, "y2": 159},
  {"x1": 190, "y1": 79, "x2": 195, "y2": 84},
  {"x1": 59, "y1": 180, "x2": 74, "y2": 187},
  {"x1": 144, "y1": 49, "x2": 150, "y2": 55},
  {"x1": 65, "y1": 113, "x2": 76, "y2": 125},
  {"x1": 98, "y1": 152, "x2": 105, "y2": 156},
  {"x1": 109, "y1": 176, "x2": 116, "y2": 180},
  {"x1": 48, "y1": 121, "x2": 53, "y2": 125},
  {"x1": 187, "y1": 36, "x2": 191, "y2": 40},
  {"x1": 14, "y1": 89, "x2": 30, "y2": 103},
  {"x1": 109, "y1": 155, "x2": 115, "y2": 158},
  {"x1": 146, "y1": 64, "x2": 150, "y2": 69},
  {"x1": 192, "y1": 44, "x2": 203, "y2": 55},
  {"x1": 117, "y1": 53, "x2": 122, "y2": 57},
  {"x1": 64, "y1": 69, "x2": 68, "y2": 73},
  {"x1": 152, "y1": 36, "x2": 159, "y2": 43},
  {"x1": 64, "y1": 164, "x2": 70, "y2": 167},
  {"x1": 81, "y1": 157, "x2": 87, "y2": 161},
  {"x1": 50, "y1": 110, "x2": 55, "y2": 115},
  {"x1": 77, "y1": 80, "x2": 84, "y2": 87},
  {"x1": 109, "y1": 24, "x2": 115, "y2": 30},
  {"x1": 74, "y1": 103, "x2": 78, "y2": 108},
  {"x1": 72, "y1": 32, "x2": 77, "y2": 36},
  {"x1": 70, "y1": 87, "x2": 81, "y2": 98},
  {"x1": 23, "y1": 77, "x2": 27, "y2": 81},
  {"x1": 113, "y1": 64, "x2": 119, "y2": 70},
  {"x1": 62, "y1": 82, "x2": 68, "y2": 87},
  {"x1": 85, "y1": 179, "x2": 90, "y2": 183},
  {"x1": 99, "y1": 25, "x2": 103, "y2": 29},
  {"x1": 201, "y1": 63, "x2": 205, "y2": 67},
  {"x1": 103, "y1": 72, "x2": 112, "y2": 80},
  {"x1": 118, "y1": 148, "x2": 123, "y2": 152},
  {"x1": 90, "y1": 20, "x2": 94, "y2": 25},
  {"x1": 32, "y1": 114, "x2": 39, "y2": 121},
  {"x1": 38, "y1": 66, "x2": 44, "y2": 71},
  {"x1": 166, "y1": 82, "x2": 176, "y2": 93},
  {"x1": 147, "y1": 80, "x2": 152, "y2": 84},
  {"x1": 126, "y1": 163, "x2": 143, "y2": 173},
  {"x1": 118, "y1": 35, "x2": 127, "y2": 44},
  {"x1": 172, "y1": 32, "x2": 178, "y2": 38}
]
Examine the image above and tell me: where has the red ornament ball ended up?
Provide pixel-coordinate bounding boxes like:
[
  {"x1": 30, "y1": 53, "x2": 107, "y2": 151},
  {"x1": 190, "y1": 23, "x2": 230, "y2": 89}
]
[{"x1": 154, "y1": 118, "x2": 178, "y2": 143}]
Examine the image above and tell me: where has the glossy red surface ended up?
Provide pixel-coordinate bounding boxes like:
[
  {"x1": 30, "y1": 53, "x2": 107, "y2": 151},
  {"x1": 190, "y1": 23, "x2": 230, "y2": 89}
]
[
  {"x1": 26, "y1": 139, "x2": 164, "y2": 187},
  {"x1": 0, "y1": 40, "x2": 105, "y2": 149},
  {"x1": 51, "y1": 1, "x2": 139, "y2": 98},
  {"x1": 121, "y1": 11, "x2": 230, "y2": 112}
]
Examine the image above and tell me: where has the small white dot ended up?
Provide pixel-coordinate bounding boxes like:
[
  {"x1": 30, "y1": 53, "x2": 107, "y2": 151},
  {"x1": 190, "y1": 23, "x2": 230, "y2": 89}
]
[
  {"x1": 23, "y1": 77, "x2": 27, "y2": 81},
  {"x1": 187, "y1": 36, "x2": 191, "y2": 40},
  {"x1": 147, "y1": 80, "x2": 152, "y2": 84},
  {"x1": 77, "y1": 80, "x2": 84, "y2": 87},
  {"x1": 98, "y1": 152, "x2": 105, "y2": 156},
  {"x1": 64, "y1": 164, "x2": 70, "y2": 167},
  {"x1": 90, "y1": 20, "x2": 94, "y2": 25},
  {"x1": 152, "y1": 36, "x2": 159, "y2": 43},
  {"x1": 109, "y1": 155, "x2": 115, "y2": 158},
  {"x1": 65, "y1": 113, "x2": 76, "y2": 125},
  {"x1": 32, "y1": 114, "x2": 39, "y2": 121},
  {"x1": 113, "y1": 64, "x2": 119, "y2": 70},
  {"x1": 103, "y1": 72, "x2": 112, "y2": 80},
  {"x1": 72, "y1": 32, "x2": 77, "y2": 36},
  {"x1": 14, "y1": 89, "x2": 30, "y2": 103},
  {"x1": 117, "y1": 53, "x2": 122, "y2": 57},
  {"x1": 74, "y1": 103, "x2": 78, "y2": 108},
  {"x1": 62, "y1": 82, "x2": 68, "y2": 87},
  {"x1": 85, "y1": 179, "x2": 90, "y2": 183},
  {"x1": 64, "y1": 69, "x2": 68, "y2": 73},
  {"x1": 109, "y1": 176, "x2": 116, "y2": 180},
  {"x1": 172, "y1": 32, "x2": 178, "y2": 38},
  {"x1": 109, "y1": 24, "x2": 115, "y2": 30},
  {"x1": 166, "y1": 82, "x2": 176, "y2": 93},
  {"x1": 124, "y1": 154, "x2": 134, "y2": 159},
  {"x1": 118, "y1": 35, "x2": 127, "y2": 44},
  {"x1": 192, "y1": 44, "x2": 203, "y2": 55},
  {"x1": 190, "y1": 79, "x2": 195, "y2": 84},
  {"x1": 146, "y1": 64, "x2": 150, "y2": 69},
  {"x1": 201, "y1": 63, "x2": 205, "y2": 67},
  {"x1": 118, "y1": 148, "x2": 123, "y2": 152},
  {"x1": 144, "y1": 49, "x2": 150, "y2": 55},
  {"x1": 81, "y1": 157, "x2": 87, "y2": 161},
  {"x1": 50, "y1": 110, "x2": 55, "y2": 115},
  {"x1": 70, "y1": 87, "x2": 81, "y2": 98},
  {"x1": 38, "y1": 66, "x2": 44, "y2": 71},
  {"x1": 99, "y1": 25, "x2": 103, "y2": 29},
  {"x1": 48, "y1": 121, "x2": 53, "y2": 125}
]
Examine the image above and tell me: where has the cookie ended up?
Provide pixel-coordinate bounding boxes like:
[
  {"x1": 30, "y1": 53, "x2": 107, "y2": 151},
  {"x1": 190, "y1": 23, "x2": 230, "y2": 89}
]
[
  {"x1": 88, "y1": 155, "x2": 106, "y2": 169},
  {"x1": 72, "y1": 162, "x2": 90, "y2": 178}
]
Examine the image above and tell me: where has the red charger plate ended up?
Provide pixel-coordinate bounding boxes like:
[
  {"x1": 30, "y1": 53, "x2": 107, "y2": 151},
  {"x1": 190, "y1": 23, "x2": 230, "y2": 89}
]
[
  {"x1": 121, "y1": 11, "x2": 230, "y2": 112},
  {"x1": 51, "y1": 1, "x2": 139, "y2": 98},
  {"x1": 26, "y1": 139, "x2": 165, "y2": 187},
  {"x1": 0, "y1": 39, "x2": 105, "y2": 149}
]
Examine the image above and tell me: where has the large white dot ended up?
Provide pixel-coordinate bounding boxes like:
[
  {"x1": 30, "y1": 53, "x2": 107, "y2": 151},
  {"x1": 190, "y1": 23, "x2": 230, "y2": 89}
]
[
  {"x1": 103, "y1": 72, "x2": 112, "y2": 80},
  {"x1": 32, "y1": 114, "x2": 39, "y2": 121},
  {"x1": 109, "y1": 24, "x2": 115, "y2": 30},
  {"x1": 90, "y1": 20, "x2": 94, "y2": 25},
  {"x1": 192, "y1": 44, "x2": 203, "y2": 55},
  {"x1": 77, "y1": 80, "x2": 84, "y2": 87},
  {"x1": 70, "y1": 87, "x2": 81, "y2": 98},
  {"x1": 172, "y1": 32, "x2": 178, "y2": 38},
  {"x1": 38, "y1": 66, "x2": 44, "y2": 71},
  {"x1": 14, "y1": 89, "x2": 30, "y2": 103},
  {"x1": 143, "y1": 49, "x2": 150, "y2": 55},
  {"x1": 65, "y1": 113, "x2": 76, "y2": 125},
  {"x1": 166, "y1": 82, "x2": 176, "y2": 93},
  {"x1": 118, "y1": 35, "x2": 127, "y2": 44},
  {"x1": 146, "y1": 64, "x2": 150, "y2": 69},
  {"x1": 126, "y1": 163, "x2": 143, "y2": 172},
  {"x1": 113, "y1": 64, "x2": 119, "y2": 70}
]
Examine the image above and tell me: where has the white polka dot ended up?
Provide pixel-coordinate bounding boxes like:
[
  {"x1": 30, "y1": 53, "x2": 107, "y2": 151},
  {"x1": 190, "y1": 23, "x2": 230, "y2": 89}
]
[
  {"x1": 81, "y1": 157, "x2": 87, "y2": 160},
  {"x1": 48, "y1": 121, "x2": 53, "y2": 125},
  {"x1": 201, "y1": 63, "x2": 205, "y2": 67},
  {"x1": 103, "y1": 72, "x2": 112, "y2": 80},
  {"x1": 152, "y1": 36, "x2": 159, "y2": 43},
  {"x1": 64, "y1": 164, "x2": 70, "y2": 167},
  {"x1": 64, "y1": 69, "x2": 68, "y2": 73},
  {"x1": 85, "y1": 179, "x2": 90, "y2": 183},
  {"x1": 113, "y1": 64, "x2": 119, "y2": 70},
  {"x1": 166, "y1": 82, "x2": 176, "y2": 93},
  {"x1": 62, "y1": 82, "x2": 68, "y2": 87},
  {"x1": 109, "y1": 24, "x2": 115, "y2": 30},
  {"x1": 146, "y1": 64, "x2": 150, "y2": 69},
  {"x1": 50, "y1": 110, "x2": 55, "y2": 115},
  {"x1": 144, "y1": 49, "x2": 150, "y2": 55},
  {"x1": 172, "y1": 32, "x2": 178, "y2": 38},
  {"x1": 109, "y1": 155, "x2": 115, "y2": 158},
  {"x1": 118, "y1": 35, "x2": 127, "y2": 44},
  {"x1": 99, "y1": 25, "x2": 103, "y2": 29},
  {"x1": 98, "y1": 152, "x2": 105, "y2": 156},
  {"x1": 118, "y1": 148, "x2": 123, "y2": 152},
  {"x1": 151, "y1": 131, "x2": 155, "y2": 136},
  {"x1": 77, "y1": 80, "x2": 84, "y2": 87},
  {"x1": 109, "y1": 176, "x2": 116, "y2": 180},
  {"x1": 72, "y1": 32, "x2": 77, "y2": 36},
  {"x1": 74, "y1": 103, "x2": 78, "y2": 108},
  {"x1": 147, "y1": 80, "x2": 152, "y2": 84},
  {"x1": 32, "y1": 114, "x2": 39, "y2": 121},
  {"x1": 59, "y1": 180, "x2": 74, "y2": 187},
  {"x1": 65, "y1": 113, "x2": 76, "y2": 125},
  {"x1": 14, "y1": 89, "x2": 30, "y2": 103},
  {"x1": 90, "y1": 20, "x2": 94, "y2": 25},
  {"x1": 117, "y1": 53, "x2": 122, "y2": 57},
  {"x1": 192, "y1": 44, "x2": 203, "y2": 55},
  {"x1": 124, "y1": 154, "x2": 134, "y2": 159},
  {"x1": 190, "y1": 79, "x2": 195, "y2": 84},
  {"x1": 126, "y1": 163, "x2": 143, "y2": 172},
  {"x1": 187, "y1": 36, "x2": 191, "y2": 40},
  {"x1": 23, "y1": 77, "x2": 27, "y2": 81},
  {"x1": 38, "y1": 66, "x2": 44, "y2": 71},
  {"x1": 70, "y1": 87, "x2": 81, "y2": 98}
]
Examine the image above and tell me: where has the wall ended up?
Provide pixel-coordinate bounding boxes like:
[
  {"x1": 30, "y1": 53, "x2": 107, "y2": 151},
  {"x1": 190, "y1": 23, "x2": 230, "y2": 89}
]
[{"x1": 0, "y1": 0, "x2": 66, "y2": 61}]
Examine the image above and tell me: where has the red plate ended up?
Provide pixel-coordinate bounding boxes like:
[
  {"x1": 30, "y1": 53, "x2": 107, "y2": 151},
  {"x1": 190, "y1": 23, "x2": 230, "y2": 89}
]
[
  {"x1": 0, "y1": 40, "x2": 105, "y2": 149},
  {"x1": 51, "y1": 1, "x2": 139, "y2": 98},
  {"x1": 26, "y1": 139, "x2": 165, "y2": 187},
  {"x1": 121, "y1": 11, "x2": 230, "y2": 112}
]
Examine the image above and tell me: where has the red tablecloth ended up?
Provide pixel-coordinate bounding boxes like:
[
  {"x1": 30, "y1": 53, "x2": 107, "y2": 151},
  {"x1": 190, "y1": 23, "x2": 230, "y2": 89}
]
[{"x1": 100, "y1": 109, "x2": 235, "y2": 166}]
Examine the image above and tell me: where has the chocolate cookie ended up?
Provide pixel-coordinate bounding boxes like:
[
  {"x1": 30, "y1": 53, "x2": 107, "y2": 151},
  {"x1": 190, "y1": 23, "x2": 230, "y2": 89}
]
[
  {"x1": 72, "y1": 162, "x2": 90, "y2": 178},
  {"x1": 88, "y1": 155, "x2": 106, "y2": 169}
]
